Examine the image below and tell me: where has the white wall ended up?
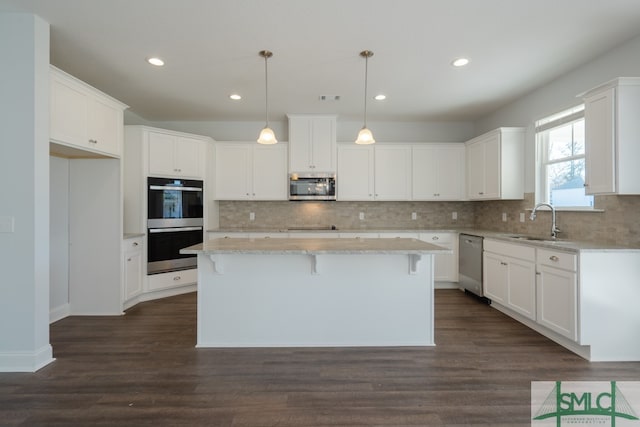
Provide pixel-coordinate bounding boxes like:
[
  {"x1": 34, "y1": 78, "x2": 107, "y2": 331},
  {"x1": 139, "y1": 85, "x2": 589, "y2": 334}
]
[
  {"x1": 128, "y1": 119, "x2": 475, "y2": 143},
  {"x1": 475, "y1": 33, "x2": 640, "y2": 192},
  {"x1": 0, "y1": 14, "x2": 54, "y2": 372},
  {"x1": 50, "y1": 156, "x2": 70, "y2": 322}
]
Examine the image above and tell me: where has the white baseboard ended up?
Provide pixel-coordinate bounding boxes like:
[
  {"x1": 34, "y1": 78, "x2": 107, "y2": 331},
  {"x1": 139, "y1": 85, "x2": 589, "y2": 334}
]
[
  {"x1": 0, "y1": 344, "x2": 55, "y2": 372},
  {"x1": 124, "y1": 284, "x2": 197, "y2": 311},
  {"x1": 434, "y1": 281, "x2": 461, "y2": 290},
  {"x1": 49, "y1": 303, "x2": 70, "y2": 324}
]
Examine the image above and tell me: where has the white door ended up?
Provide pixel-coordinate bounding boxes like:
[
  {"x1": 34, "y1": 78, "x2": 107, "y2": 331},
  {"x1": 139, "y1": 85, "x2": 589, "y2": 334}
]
[
  {"x1": 87, "y1": 97, "x2": 121, "y2": 156},
  {"x1": 506, "y1": 258, "x2": 536, "y2": 320},
  {"x1": 337, "y1": 146, "x2": 374, "y2": 200},
  {"x1": 310, "y1": 117, "x2": 336, "y2": 172},
  {"x1": 584, "y1": 87, "x2": 616, "y2": 194},
  {"x1": 214, "y1": 144, "x2": 252, "y2": 199},
  {"x1": 537, "y1": 265, "x2": 577, "y2": 341},
  {"x1": 483, "y1": 252, "x2": 508, "y2": 304},
  {"x1": 148, "y1": 132, "x2": 177, "y2": 176},
  {"x1": 374, "y1": 145, "x2": 411, "y2": 200},
  {"x1": 253, "y1": 144, "x2": 287, "y2": 200}
]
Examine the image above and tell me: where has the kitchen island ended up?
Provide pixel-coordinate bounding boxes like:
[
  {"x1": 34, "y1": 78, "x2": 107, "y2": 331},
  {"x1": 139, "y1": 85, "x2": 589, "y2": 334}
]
[{"x1": 181, "y1": 237, "x2": 450, "y2": 348}]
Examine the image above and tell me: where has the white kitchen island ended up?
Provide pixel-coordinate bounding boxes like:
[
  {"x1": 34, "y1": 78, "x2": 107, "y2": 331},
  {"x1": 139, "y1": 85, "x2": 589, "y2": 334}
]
[{"x1": 181, "y1": 237, "x2": 450, "y2": 348}]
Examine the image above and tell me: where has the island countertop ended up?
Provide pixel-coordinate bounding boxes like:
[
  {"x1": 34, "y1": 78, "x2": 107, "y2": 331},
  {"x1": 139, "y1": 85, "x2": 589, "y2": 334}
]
[{"x1": 181, "y1": 237, "x2": 451, "y2": 255}]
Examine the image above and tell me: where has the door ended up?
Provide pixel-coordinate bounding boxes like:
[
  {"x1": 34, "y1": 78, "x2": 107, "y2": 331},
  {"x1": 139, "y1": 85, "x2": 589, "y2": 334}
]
[
  {"x1": 174, "y1": 136, "x2": 203, "y2": 178},
  {"x1": 374, "y1": 145, "x2": 411, "y2": 200},
  {"x1": 537, "y1": 265, "x2": 577, "y2": 340},
  {"x1": 337, "y1": 145, "x2": 374, "y2": 200},
  {"x1": 253, "y1": 144, "x2": 287, "y2": 200},
  {"x1": 483, "y1": 252, "x2": 507, "y2": 304},
  {"x1": 148, "y1": 132, "x2": 177, "y2": 176},
  {"x1": 506, "y1": 258, "x2": 536, "y2": 320},
  {"x1": 584, "y1": 88, "x2": 616, "y2": 194},
  {"x1": 214, "y1": 144, "x2": 252, "y2": 200},
  {"x1": 88, "y1": 97, "x2": 121, "y2": 156}
]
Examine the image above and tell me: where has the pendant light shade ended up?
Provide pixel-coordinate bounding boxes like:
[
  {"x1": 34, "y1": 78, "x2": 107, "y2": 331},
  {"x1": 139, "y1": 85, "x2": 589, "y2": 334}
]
[
  {"x1": 355, "y1": 50, "x2": 375, "y2": 145},
  {"x1": 257, "y1": 50, "x2": 277, "y2": 145}
]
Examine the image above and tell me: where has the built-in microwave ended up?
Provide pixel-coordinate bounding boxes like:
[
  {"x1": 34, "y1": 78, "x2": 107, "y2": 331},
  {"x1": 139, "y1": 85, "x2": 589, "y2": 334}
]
[{"x1": 289, "y1": 173, "x2": 336, "y2": 201}]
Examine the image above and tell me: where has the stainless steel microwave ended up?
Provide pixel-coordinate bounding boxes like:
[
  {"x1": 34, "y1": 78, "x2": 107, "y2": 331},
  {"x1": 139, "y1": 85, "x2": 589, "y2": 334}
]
[{"x1": 289, "y1": 173, "x2": 336, "y2": 201}]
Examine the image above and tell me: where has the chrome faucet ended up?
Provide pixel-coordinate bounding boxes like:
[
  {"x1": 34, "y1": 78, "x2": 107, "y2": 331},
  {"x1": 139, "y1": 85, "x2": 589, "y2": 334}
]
[{"x1": 530, "y1": 203, "x2": 560, "y2": 239}]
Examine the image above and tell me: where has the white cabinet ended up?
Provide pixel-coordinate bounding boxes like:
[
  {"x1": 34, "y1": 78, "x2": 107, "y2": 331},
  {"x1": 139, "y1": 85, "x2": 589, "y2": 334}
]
[
  {"x1": 288, "y1": 114, "x2": 337, "y2": 173},
  {"x1": 483, "y1": 239, "x2": 536, "y2": 320},
  {"x1": 465, "y1": 127, "x2": 524, "y2": 200},
  {"x1": 214, "y1": 142, "x2": 287, "y2": 200},
  {"x1": 412, "y1": 144, "x2": 465, "y2": 200},
  {"x1": 148, "y1": 131, "x2": 206, "y2": 179},
  {"x1": 122, "y1": 236, "x2": 143, "y2": 304},
  {"x1": 581, "y1": 78, "x2": 640, "y2": 195},
  {"x1": 374, "y1": 145, "x2": 412, "y2": 200},
  {"x1": 337, "y1": 144, "x2": 411, "y2": 201},
  {"x1": 50, "y1": 66, "x2": 127, "y2": 158},
  {"x1": 536, "y1": 249, "x2": 577, "y2": 341},
  {"x1": 419, "y1": 232, "x2": 458, "y2": 282}
]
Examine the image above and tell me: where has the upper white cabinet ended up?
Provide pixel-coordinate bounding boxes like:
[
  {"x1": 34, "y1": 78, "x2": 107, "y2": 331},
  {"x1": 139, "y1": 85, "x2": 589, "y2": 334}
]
[
  {"x1": 288, "y1": 114, "x2": 337, "y2": 173},
  {"x1": 412, "y1": 144, "x2": 465, "y2": 200},
  {"x1": 50, "y1": 65, "x2": 128, "y2": 158},
  {"x1": 581, "y1": 78, "x2": 640, "y2": 195},
  {"x1": 214, "y1": 142, "x2": 287, "y2": 200},
  {"x1": 465, "y1": 127, "x2": 524, "y2": 200},
  {"x1": 374, "y1": 145, "x2": 412, "y2": 200},
  {"x1": 148, "y1": 131, "x2": 205, "y2": 179},
  {"x1": 337, "y1": 144, "x2": 411, "y2": 201}
]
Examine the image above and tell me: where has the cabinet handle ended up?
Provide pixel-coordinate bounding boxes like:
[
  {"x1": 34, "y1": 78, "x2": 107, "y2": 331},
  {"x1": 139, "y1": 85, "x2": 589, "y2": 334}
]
[
  {"x1": 133, "y1": 242, "x2": 139, "y2": 247},
  {"x1": 500, "y1": 261, "x2": 508, "y2": 266},
  {"x1": 536, "y1": 272, "x2": 541, "y2": 275},
  {"x1": 432, "y1": 236, "x2": 439, "y2": 241},
  {"x1": 127, "y1": 257, "x2": 131, "y2": 262},
  {"x1": 88, "y1": 139, "x2": 97, "y2": 144},
  {"x1": 173, "y1": 276, "x2": 181, "y2": 281},
  {"x1": 479, "y1": 192, "x2": 484, "y2": 195},
  {"x1": 549, "y1": 255, "x2": 559, "y2": 262}
]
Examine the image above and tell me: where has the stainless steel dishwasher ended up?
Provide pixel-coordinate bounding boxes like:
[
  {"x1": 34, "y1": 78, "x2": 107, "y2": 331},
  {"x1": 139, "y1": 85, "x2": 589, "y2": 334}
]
[{"x1": 458, "y1": 233, "x2": 487, "y2": 300}]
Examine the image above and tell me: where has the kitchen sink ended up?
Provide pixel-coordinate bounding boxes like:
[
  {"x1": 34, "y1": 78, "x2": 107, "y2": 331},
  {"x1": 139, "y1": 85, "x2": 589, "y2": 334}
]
[{"x1": 505, "y1": 235, "x2": 573, "y2": 245}]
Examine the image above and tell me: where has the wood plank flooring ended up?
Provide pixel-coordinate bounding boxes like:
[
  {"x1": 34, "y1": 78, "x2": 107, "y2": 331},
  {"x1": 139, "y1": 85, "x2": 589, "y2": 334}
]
[{"x1": 1, "y1": 289, "x2": 639, "y2": 426}]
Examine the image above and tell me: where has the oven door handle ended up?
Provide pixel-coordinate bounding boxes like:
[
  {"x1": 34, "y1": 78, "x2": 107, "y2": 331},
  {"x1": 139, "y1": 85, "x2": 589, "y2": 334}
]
[
  {"x1": 149, "y1": 227, "x2": 203, "y2": 233},
  {"x1": 149, "y1": 185, "x2": 203, "y2": 192}
]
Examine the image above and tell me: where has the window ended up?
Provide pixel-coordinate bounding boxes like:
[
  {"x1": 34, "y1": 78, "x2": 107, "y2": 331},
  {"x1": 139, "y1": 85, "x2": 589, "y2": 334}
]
[{"x1": 536, "y1": 105, "x2": 593, "y2": 208}]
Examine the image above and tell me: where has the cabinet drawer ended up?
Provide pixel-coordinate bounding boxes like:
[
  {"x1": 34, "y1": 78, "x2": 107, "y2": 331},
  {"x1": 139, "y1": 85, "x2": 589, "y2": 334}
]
[
  {"x1": 484, "y1": 239, "x2": 535, "y2": 262},
  {"x1": 420, "y1": 232, "x2": 455, "y2": 244},
  {"x1": 122, "y1": 237, "x2": 143, "y2": 252},
  {"x1": 147, "y1": 269, "x2": 197, "y2": 291},
  {"x1": 537, "y1": 249, "x2": 577, "y2": 271}
]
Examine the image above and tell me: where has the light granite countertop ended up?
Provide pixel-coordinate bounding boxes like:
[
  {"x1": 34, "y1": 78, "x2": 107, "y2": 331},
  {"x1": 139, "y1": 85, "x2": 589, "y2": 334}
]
[
  {"x1": 181, "y1": 237, "x2": 451, "y2": 255},
  {"x1": 206, "y1": 227, "x2": 640, "y2": 253}
]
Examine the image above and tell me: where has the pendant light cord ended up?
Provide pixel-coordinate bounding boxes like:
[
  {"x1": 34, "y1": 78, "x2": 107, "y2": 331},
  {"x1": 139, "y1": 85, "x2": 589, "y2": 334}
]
[
  {"x1": 363, "y1": 53, "x2": 368, "y2": 128},
  {"x1": 264, "y1": 53, "x2": 269, "y2": 127}
]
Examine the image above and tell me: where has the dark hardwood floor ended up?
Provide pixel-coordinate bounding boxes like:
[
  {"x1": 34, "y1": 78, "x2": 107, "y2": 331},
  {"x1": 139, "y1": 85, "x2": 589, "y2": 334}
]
[{"x1": 1, "y1": 289, "x2": 639, "y2": 426}]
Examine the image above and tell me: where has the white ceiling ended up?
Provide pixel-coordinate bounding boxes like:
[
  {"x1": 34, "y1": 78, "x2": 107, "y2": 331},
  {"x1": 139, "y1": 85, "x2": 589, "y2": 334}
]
[{"x1": 3, "y1": 0, "x2": 640, "y2": 123}]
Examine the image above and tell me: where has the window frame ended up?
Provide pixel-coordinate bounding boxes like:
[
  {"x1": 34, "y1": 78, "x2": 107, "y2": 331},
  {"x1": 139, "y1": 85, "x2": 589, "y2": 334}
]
[{"x1": 535, "y1": 105, "x2": 594, "y2": 210}]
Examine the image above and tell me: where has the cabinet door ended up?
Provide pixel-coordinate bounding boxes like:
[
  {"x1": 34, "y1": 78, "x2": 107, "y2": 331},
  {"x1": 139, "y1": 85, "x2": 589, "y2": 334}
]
[
  {"x1": 214, "y1": 144, "x2": 251, "y2": 199},
  {"x1": 584, "y1": 87, "x2": 615, "y2": 194},
  {"x1": 124, "y1": 248, "x2": 143, "y2": 301},
  {"x1": 148, "y1": 132, "x2": 177, "y2": 176},
  {"x1": 484, "y1": 252, "x2": 508, "y2": 304},
  {"x1": 506, "y1": 258, "x2": 536, "y2": 320},
  {"x1": 412, "y1": 146, "x2": 438, "y2": 199},
  {"x1": 50, "y1": 75, "x2": 89, "y2": 148},
  {"x1": 537, "y1": 265, "x2": 577, "y2": 341},
  {"x1": 87, "y1": 97, "x2": 121, "y2": 156},
  {"x1": 374, "y1": 145, "x2": 412, "y2": 200},
  {"x1": 466, "y1": 141, "x2": 485, "y2": 199},
  {"x1": 482, "y1": 136, "x2": 501, "y2": 198},
  {"x1": 337, "y1": 146, "x2": 374, "y2": 200},
  {"x1": 253, "y1": 144, "x2": 288, "y2": 200},
  {"x1": 310, "y1": 117, "x2": 336, "y2": 172},
  {"x1": 289, "y1": 117, "x2": 312, "y2": 172},
  {"x1": 174, "y1": 136, "x2": 203, "y2": 178}
]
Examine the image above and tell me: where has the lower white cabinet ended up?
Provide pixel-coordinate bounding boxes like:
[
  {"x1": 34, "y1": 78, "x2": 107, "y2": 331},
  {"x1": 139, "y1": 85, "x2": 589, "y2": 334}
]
[
  {"x1": 483, "y1": 240, "x2": 536, "y2": 320},
  {"x1": 536, "y1": 249, "x2": 577, "y2": 341},
  {"x1": 122, "y1": 237, "x2": 143, "y2": 302},
  {"x1": 147, "y1": 269, "x2": 198, "y2": 292},
  {"x1": 419, "y1": 232, "x2": 458, "y2": 282}
]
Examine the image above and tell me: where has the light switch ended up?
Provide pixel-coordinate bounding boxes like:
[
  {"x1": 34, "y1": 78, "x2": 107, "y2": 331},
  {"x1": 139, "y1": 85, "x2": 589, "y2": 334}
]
[
  {"x1": 501, "y1": 212, "x2": 507, "y2": 222},
  {"x1": 249, "y1": 212, "x2": 255, "y2": 221},
  {"x1": 0, "y1": 216, "x2": 15, "y2": 233},
  {"x1": 411, "y1": 212, "x2": 417, "y2": 220},
  {"x1": 452, "y1": 212, "x2": 457, "y2": 220},
  {"x1": 519, "y1": 212, "x2": 525, "y2": 222},
  {"x1": 359, "y1": 212, "x2": 365, "y2": 220}
]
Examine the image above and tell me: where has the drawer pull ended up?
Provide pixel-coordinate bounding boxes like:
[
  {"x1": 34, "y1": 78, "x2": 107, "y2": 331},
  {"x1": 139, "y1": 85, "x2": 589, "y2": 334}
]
[
  {"x1": 432, "y1": 236, "x2": 439, "y2": 241},
  {"x1": 500, "y1": 261, "x2": 508, "y2": 266},
  {"x1": 549, "y1": 255, "x2": 559, "y2": 262},
  {"x1": 173, "y1": 276, "x2": 181, "y2": 281},
  {"x1": 133, "y1": 242, "x2": 139, "y2": 247}
]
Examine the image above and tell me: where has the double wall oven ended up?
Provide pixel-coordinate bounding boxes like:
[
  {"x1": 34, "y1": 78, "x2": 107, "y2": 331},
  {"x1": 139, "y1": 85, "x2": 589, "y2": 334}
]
[{"x1": 147, "y1": 177, "x2": 204, "y2": 275}]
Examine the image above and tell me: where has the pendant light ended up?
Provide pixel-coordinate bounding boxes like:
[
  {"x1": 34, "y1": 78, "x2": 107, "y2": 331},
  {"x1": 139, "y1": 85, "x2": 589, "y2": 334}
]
[
  {"x1": 355, "y1": 50, "x2": 375, "y2": 145},
  {"x1": 257, "y1": 50, "x2": 277, "y2": 144}
]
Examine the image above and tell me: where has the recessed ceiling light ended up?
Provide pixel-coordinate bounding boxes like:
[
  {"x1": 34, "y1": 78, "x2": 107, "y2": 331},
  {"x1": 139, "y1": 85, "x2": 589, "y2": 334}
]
[
  {"x1": 146, "y1": 57, "x2": 165, "y2": 66},
  {"x1": 451, "y1": 57, "x2": 470, "y2": 67},
  {"x1": 229, "y1": 94, "x2": 242, "y2": 100},
  {"x1": 374, "y1": 94, "x2": 386, "y2": 101}
]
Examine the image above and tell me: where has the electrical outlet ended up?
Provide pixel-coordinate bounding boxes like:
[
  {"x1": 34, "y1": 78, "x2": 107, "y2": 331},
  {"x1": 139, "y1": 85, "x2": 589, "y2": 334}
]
[
  {"x1": 249, "y1": 212, "x2": 255, "y2": 221},
  {"x1": 359, "y1": 212, "x2": 365, "y2": 220},
  {"x1": 520, "y1": 212, "x2": 525, "y2": 223},
  {"x1": 502, "y1": 212, "x2": 507, "y2": 222},
  {"x1": 452, "y1": 212, "x2": 457, "y2": 220},
  {"x1": 411, "y1": 212, "x2": 417, "y2": 220}
]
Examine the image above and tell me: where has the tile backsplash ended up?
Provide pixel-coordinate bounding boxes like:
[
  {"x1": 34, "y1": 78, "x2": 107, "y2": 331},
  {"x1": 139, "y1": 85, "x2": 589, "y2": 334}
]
[{"x1": 219, "y1": 193, "x2": 640, "y2": 247}]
